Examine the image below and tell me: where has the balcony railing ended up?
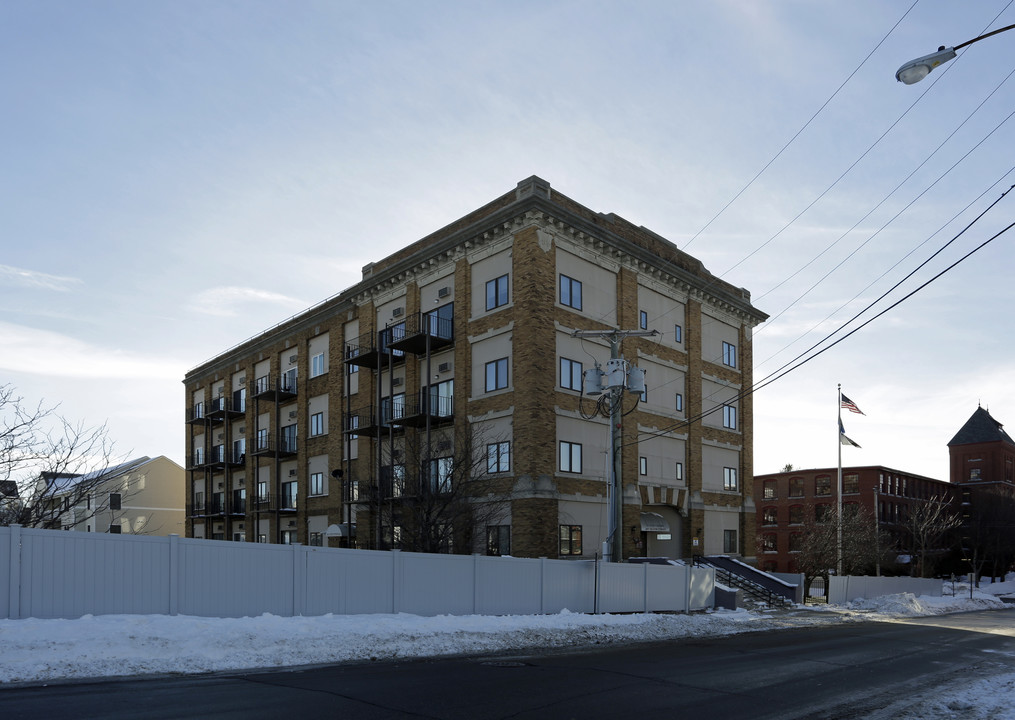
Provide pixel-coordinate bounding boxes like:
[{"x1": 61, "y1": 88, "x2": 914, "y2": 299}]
[
  {"x1": 398, "y1": 393, "x2": 454, "y2": 427},
  {"x1": 207, "y1": 395, "x2": 245, "y2": 420},
  {"x1": 251, "y1": 435, "x2": 298, "y2": 457},
  {"x1": 252, "y1": 494, "x2": 275, "y2": 512},
  {"x1": 251, "y1": 374, "x2": 298, "y2": 401},
  {"x1": 388, "y1": 312, "x2": 454, "y2": 355}
]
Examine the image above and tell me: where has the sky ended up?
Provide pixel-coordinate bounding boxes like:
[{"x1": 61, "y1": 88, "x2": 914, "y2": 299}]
[
  {"x1": 3, "y1": 1, "x2": 1015, "y2": 481},
  {"x1": 0, "y1": 582, "x2": 1012, "y2": 717}
]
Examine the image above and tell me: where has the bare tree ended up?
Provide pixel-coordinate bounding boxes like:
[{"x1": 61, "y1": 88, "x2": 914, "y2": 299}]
[
  {"x1": 0, "y1": 384, "x2": 123, "y2": 529},
  {"x1": 795, "y1": 503, "x2": 887, "y2": 596},
  {"x1": 369, "y1": 424, "x2": 511, "y2": 554},
  {"x1": 900, "y1": 495, "x2": 962, "y2": 578}
]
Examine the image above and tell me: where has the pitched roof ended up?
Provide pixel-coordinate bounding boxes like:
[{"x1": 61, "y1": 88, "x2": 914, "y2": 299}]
[{"x1": 947, "y1": 407, "x2": 1015, "y2": 447}]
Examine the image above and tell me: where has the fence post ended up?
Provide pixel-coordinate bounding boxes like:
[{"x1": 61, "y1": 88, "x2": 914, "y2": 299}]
[
  {"x1": 539, "y1": 557, "x2": 546, "y2": 615},
  {"x1": 472, "y1": 554, "x2": 480, "y2": 615},
  {"x1": 168, "y1": 534, "x2": 179, "y2": 617},
  {"x1": 391, "y1": 550, "x2": 401, "y2": 614},
  {"x1": 684, "y1": 564, "x2": 691, "y2": 614},
  {"x1": 643, "y1": 562, "x2": 649, "y2": 613},
  {"x1": 292, "y1": 543, "x2": 305, "y2": 617},
  {"x1": 7, "y1": 525, "x2": 21, "y2": 620}
]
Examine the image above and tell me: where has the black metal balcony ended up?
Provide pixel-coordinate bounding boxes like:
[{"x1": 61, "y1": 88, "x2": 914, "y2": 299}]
[
  {"x1": 251, "y1": 434, "x2": 298, "y2": 458},
  {"x1": 344, "y1": 329, "x2": 405, "y2": 371},
  {"x1": 187, "y1": 501, "x2": 206, "y2": 518},
  {"x1": 207, "y1": 396, "x2": 244, "y2": 421},
  {"x1": 398, "y1": 393, "x2": 454, "y2": 428},
  {"x1": 206, "y1": 494, "x2": 225, "y2": 516},
  {"x1": 206, "y1": 445, "x2": 227, "y2": 469},
  {"x1": 228, "y1": 450, "x2": 246, "y2": 467},
  {"x1": 252, "y1": 493, "x2": 275, "y2": 512},
  {"x1": 279, "y1": 492, "x2": 298, "y2": 512},
  {"x1": 186, "y1": 406, "x2": 208, "y2": 425},
  {"x1": 229, "y1": 497, "x2": 246, "y2": 515},
  {"x1": 344, "y1": 405, "x2": 404, "y2": 438},
  {"x1": 251, "y1": 374, "x2": 297, "y2": 401},
  {"x1": 388, "y1": 312, "x2": 454, "y2": 355}
]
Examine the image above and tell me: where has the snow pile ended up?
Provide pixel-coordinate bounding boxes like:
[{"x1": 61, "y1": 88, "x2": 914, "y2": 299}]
[
  {"x1": 0, "y1": 608, "x2": 767, "y2": 684},
  {"x1": 0, "y1": 581, "x2": 1010, "y2": 686}
]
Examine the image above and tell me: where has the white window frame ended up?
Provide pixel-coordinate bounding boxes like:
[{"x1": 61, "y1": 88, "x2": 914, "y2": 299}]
[
  {"x1": 639, "y1": 456, "x2": 648, "y2": 475},
  {"x1": 675, "y1": 393, "x2": 683, "y2": 412},
  {"x1": 675, "y1": 462, "x2": 683, "y2": 482},
  {"x1": 310, "y1": 411, "x2": 325, "y2": 437},
  {"x1": 310, "y1": 352, "x2": 326, "y2": 378},
  {"x1": 723, "y1": 466, "x2": 738, "y2": 491},
  {"x1": 310, "y1": 472, "x2": 324, "y2": 496}
]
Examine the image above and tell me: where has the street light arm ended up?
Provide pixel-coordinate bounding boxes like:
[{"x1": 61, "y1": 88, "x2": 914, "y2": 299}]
[{"x1": 896, "y1": 23, "x2": 1015, "y2": 84}]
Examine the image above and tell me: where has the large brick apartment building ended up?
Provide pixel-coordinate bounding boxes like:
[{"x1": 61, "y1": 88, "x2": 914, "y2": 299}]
[{"x1": 183, "y1": 176, "x2": 768, "y2": 560}]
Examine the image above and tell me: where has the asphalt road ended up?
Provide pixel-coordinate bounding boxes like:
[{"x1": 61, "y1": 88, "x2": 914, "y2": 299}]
[{"x1": 3, "y1": 609, "x2": 1015, "y2": 719}]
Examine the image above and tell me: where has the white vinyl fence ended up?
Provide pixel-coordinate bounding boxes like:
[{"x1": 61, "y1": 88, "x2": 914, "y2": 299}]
[
  {"x1": 828, "y1": 575, "x2": 942, "y2": 605},
  {"x1": 1, "y1": 525, "x2": 715, "y2": 620}
]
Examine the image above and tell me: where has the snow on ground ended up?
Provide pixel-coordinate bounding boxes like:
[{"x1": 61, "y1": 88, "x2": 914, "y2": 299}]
[{"x1": 1, "y1": 577, "x2": 1014, "y2": 720}]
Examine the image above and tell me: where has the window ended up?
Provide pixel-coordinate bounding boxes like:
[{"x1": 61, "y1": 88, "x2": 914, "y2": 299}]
[
  {"x1": 233, "y1": 387, "x2": 246, "y2": 412},
  {"x1": 639, "y1": 456, "x2": 648, "y2": 475},
  {"x1": 674, "y1": 324, "x2": 682, "y2": 343},
  {"x1": 815, "y1": 504, "x2": 832, "y2": 523},
  {"x1": 109, "y1": 493, "x2": 121, "y2": 511},
  {"x1": 430, "y1": 457, "x2": 453, "y2": 493},
  {"x1": 723, "y1": 529, "x2": 737, "y2": 553},
  {"x1": 763, "y1": 479, "x2": 776, "y2": 499},
  {"x1": 258, "y1": 534, "x2": 267, "y2": 543},
  {"x1": 723, "y1": 405, "x2": 737, "y2": 430},
  {"x1": 762, "y1": 507, "x2": 777, "y2": 525},
  {"x1": 281, "y1": 481, "x2": 297, "y2": 510},
  {"x1": 723, "y1": 467, "x2": 738, "y2": 491},
  {"x1": 487, "y1": 525, "x2": 511, "y2": 556},
  {"x1": 762, "y1": 533, "x2": 777, "y2": 552},
  {"x1": 560, "y1": 357, "x2": 583, "y2": 391},
  {"x1": 349, "y1": 415, "x2": 359, "y2": 440},
  {"x1": 789, "y1": 533, "x2": 803, "y2": 552},
  {"x1": 675, "y1": 393, "x2": 683, "y2": 412},
  {"x1": 789, "y1": 505, "x2": 804, "y2": 524},
  {"x1": 485, "y1": 358, "x2": 509, "y2": 392},
  {"x1": 486, "y1": 274, "x2": 509, "y2": 311},
  {"x1": 843, "y1": 473, "x2": 860, "y2": 494},
  {"x1": 232, "y1": 488, "x2": 246, "y2": 513},
  {"x1": 675, "y1": 462, "x2": 683, "y2": 482},
  {"x1": 722, "y1": 341, "x2": 737, "y2": 368},
  {"x1": 815, "y1": 475, "x2": 831, "y2": 496},
  {"x1": 109, "y1": 524, "x2": 122, "y2": 535},
  {"x1": 789, "y1": 476, "x2": 804, "y2": 497},
  {"x1": 970, "y1": 468, "x2": 982, "y2": 480},
  {"x1": 559, "y1": 525, "x2": 582, "y2": 556},
  {"x1": 639, "y1": 310, "x2": 648, "y2": 330},
  {"x1": 310, "y1": 412, "x2": 325, "y2": 437},
  {"x1": 281, "y1": 530, "x2": 295, "y2": 545},
  {"x1": 559, "y1": 274, "x2": 582, "y2": 310},
  {"x1": 309, "y1": 532, "x2": 323, "y2": 547},
  {"x1": 233, "y1": 438, "x2": 245, "y2": 464},
  {"x1": 256, "y1": 427, "x2": 269, "y2": 452},
  {"x1": 310, "y1": 472, "x2": 324, "y2": 496},
  {"x1": 487, "y1": 442, "x2": 510, "y2": 473},
  {"x1": 310, "y1": 352, "x2": 326, "y2": 378},
  {"x1": 193, "y1": 446, "x2": 204, "y2": 466},
  {"x1": 193, "y1": 401, "x2": 204, "y2": 419},
  {"x1": 281, "y1": 424, "x2": 297, "y2": 453},
  {"x1": 559, "y1": 441, "x2": 582, "y2": 473},
  {"x1": 256, "y1": 481, "x2": 268, "y2": 503}
]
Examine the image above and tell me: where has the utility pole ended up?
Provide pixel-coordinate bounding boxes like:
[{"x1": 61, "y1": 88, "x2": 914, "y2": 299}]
[{"x1": 572, "y1": 328, "x2": 658, "y2": 562}]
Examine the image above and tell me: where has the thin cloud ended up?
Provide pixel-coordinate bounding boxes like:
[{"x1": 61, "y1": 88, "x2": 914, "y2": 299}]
[
  {"x1": 0, "y1": 322, "x2": 185, "y2": 380},
  {"x1": 188, "y1": 287, "x2": 308, "y2": 317},
  {"x1": 0, "y1": 264, "x2": 82, "y2": 292}
]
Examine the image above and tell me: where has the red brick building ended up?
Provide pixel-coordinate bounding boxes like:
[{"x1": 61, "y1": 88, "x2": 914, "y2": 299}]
[
  {"x1": 753, "y1": 466, "x2": 952, "y2": 573},
  {"x1": 948, "y1": 406, "x2": 1015, "y2": 490}
]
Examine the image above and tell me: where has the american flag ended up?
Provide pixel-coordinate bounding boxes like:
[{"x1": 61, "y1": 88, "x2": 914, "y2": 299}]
[{"x1": 840, "y1": 394, "x2": 864, "y2": 415}]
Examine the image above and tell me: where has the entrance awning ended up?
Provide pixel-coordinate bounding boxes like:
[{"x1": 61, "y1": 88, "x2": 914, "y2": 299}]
[{"x1": 640, "y1": 512, "x2": 670, "y2": 533}]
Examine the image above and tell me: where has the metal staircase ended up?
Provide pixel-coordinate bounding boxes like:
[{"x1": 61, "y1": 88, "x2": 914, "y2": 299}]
[{"x1": 693, "y1": 556, "x2": 796, "y2": 608}]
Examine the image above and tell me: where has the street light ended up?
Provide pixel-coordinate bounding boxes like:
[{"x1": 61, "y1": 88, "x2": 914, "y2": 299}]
[{"x1": 896, "y1": 23, "x2": 1015, "y2": 84}]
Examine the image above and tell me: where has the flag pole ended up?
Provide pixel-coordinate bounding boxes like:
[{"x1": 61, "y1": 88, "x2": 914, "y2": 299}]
[{"x1": 837, "y1": 383, "x2": 843, "y2": 576}]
